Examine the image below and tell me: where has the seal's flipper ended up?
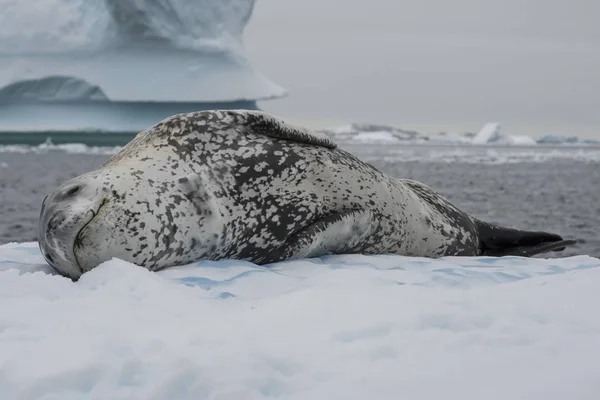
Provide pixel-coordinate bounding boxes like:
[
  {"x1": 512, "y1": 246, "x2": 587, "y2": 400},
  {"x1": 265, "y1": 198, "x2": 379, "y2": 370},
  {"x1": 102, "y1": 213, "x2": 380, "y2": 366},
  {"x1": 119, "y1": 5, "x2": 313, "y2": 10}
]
[
  {"x1": 236, "y1": 110, "x2": 338, "y2": 149},
  {"x1": 475, "y1": 219, "x2": 577, "y2": 257},
  {"x1": 264, "y1": 209, "x2": 379, "y2": 263}
]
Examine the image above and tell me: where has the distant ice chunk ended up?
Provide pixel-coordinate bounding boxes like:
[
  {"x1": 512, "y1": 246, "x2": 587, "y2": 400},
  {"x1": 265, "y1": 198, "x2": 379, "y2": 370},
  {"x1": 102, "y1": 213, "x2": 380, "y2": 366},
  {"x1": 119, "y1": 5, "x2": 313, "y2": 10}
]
[
  {"x1": 500, "y1": 135, "x2": 537, "y2": 145},
  {"x1": 321, "y1": 123, "x2": 422, "y2": 144},
  {"x1": 352, "y1": 131, "x2": 404, "y2": 144},
  {"x1": 471, "y1": 123, "x2": 537, "y2": 145},
  {"x1": 322, "y1": 122, "x2": 542, "y2": 146},
  {"x1": 425, "y1": 134, "x2": 472, "y2": 144},
  {"x1": 472, "y1": 122, "x2": 502, "y2": 144},
  {"x1": 537, "y1": 135, "x2": 599, "y2": 145},
  {"x1": 1, "y1": 241, "x2": 600, "y2": 399}
]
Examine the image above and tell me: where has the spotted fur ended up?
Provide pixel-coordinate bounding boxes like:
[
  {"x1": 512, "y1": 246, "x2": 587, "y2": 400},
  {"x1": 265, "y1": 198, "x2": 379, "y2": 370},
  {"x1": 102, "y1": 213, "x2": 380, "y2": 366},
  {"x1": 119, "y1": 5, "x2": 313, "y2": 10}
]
[{"x1": 38, "y1": 110, "x2": 568, "y2": 280}]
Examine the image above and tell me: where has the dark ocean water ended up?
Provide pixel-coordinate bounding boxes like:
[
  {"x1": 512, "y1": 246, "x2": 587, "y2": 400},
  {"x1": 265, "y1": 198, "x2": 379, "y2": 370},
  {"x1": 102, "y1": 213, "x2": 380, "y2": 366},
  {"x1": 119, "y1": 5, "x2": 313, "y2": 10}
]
[{"x1": 1, "y1": 144, "x2": 598, "y2": 258}]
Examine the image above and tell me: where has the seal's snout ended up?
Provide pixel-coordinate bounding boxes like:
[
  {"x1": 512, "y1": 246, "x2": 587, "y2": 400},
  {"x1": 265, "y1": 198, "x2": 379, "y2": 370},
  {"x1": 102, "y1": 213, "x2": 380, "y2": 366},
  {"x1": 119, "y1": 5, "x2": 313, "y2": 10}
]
[
  {"x1": 47, "y1": 210, "x2": 67, "y2": 231},
  {"x1": 37, "y1": 180, "x2": 97, "y2": 279}
]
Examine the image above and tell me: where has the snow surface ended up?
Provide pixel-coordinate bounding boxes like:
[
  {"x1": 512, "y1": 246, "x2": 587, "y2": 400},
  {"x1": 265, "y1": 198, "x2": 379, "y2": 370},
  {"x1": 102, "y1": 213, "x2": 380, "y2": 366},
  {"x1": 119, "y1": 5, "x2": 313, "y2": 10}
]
[{"x1": 1, "y1": 242, "x2": 599, "y2": 399}]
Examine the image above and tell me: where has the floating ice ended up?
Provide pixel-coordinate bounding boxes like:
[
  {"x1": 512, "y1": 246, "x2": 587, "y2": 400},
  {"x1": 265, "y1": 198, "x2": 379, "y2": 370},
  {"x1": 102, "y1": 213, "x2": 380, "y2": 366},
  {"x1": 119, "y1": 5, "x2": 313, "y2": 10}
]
[
  {"x1": 323, "y1": 122, "x2": 596, "y2": 146},
  {"x1": 321, "y1": 123, "x2": 422, "y2": 144},
  {"x1": 537, "y1": 135, "x2": 600, "y2": 145},
  {"x1": 343, "y1": 144, "x2": 600, "y2": 165},
  {"x1": 1, "y1": 241, "x2": 599, "y2": 399},
  {"x1": 3, "y1": 141, "x2": 600, "y2": 165},
  {"x1": 501, "y1": 134, "x2": 538, "y2": 145},
  {"x1": 471, "y1": 124, "x2": 537, "y2": 145}
]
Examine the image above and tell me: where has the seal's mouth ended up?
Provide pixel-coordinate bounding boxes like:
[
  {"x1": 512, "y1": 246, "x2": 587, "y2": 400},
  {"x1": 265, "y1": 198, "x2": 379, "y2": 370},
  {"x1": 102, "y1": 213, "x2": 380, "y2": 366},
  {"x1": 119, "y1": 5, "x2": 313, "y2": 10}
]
[{"x1": 73, "y1": 198, "x2": 108, "y2": 271}]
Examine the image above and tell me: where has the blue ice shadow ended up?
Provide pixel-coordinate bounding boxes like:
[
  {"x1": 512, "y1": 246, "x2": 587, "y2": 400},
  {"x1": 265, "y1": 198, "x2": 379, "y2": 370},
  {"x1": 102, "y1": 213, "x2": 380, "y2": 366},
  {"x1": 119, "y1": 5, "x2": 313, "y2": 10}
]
[{"x1": 177, "y1": 269, "x2": 267, "y2": 289}]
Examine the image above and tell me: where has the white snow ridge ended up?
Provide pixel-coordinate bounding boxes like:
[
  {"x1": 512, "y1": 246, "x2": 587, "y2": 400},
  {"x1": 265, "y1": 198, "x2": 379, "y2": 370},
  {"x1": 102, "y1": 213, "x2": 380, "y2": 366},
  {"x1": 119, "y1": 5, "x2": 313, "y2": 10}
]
[{"x1": 1, "y1": 242, "x2": 599, "y2": 399}]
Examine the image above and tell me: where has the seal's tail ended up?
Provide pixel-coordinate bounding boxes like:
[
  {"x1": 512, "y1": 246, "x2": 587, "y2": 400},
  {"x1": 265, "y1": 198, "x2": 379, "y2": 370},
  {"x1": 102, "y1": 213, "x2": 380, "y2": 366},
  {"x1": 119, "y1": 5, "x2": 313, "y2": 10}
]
[{"x1": 474, "y1": 219, "x2": 577, "y2": 257}]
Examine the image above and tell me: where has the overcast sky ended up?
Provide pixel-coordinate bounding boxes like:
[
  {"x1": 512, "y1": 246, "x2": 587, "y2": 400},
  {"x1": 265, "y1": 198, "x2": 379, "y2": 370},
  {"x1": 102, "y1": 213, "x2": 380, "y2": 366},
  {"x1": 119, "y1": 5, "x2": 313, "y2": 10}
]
[{"x1": 244, "y1": 0, "x2": 600, "y2": 138}]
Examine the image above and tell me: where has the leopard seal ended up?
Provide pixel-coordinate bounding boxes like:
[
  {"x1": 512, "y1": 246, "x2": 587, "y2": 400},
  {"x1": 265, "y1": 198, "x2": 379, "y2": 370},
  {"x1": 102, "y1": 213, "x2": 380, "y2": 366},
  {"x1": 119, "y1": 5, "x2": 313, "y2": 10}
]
[{"x1": 38, "y1": 110, "x2": 576, "y2": 279}]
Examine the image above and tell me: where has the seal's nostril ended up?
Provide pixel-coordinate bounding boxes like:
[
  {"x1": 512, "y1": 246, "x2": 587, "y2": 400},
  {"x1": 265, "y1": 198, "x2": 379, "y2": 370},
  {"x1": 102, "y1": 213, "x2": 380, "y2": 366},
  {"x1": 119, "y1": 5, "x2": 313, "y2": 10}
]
[
  {"x1": 48, "y1": 211, "x2": 66, "y2": 231},
  {"x1": 45, "y1": 253, "x2": 54, "y2": 263}
]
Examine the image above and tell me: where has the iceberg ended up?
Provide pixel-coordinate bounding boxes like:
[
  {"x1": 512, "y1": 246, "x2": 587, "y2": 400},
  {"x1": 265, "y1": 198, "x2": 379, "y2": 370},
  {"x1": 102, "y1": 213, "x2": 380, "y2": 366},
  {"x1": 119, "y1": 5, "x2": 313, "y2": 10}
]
[
  {"x1": 1, "y1": 241, "x2": 599, "y2": 399},
  {"x1": 471, "y1": 122, "x2": 502, "y2": 144},
  {"x1": 0, "y1": 0, "x2": 286, "y2": 132}
]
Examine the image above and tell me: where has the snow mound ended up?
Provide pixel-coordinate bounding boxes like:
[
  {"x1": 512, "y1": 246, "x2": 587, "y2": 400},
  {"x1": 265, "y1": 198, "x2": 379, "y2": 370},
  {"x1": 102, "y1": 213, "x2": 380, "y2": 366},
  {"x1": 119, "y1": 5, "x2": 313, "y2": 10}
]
[{"x1": 1, "y1": 242, "x2": 599, "y2": 399}]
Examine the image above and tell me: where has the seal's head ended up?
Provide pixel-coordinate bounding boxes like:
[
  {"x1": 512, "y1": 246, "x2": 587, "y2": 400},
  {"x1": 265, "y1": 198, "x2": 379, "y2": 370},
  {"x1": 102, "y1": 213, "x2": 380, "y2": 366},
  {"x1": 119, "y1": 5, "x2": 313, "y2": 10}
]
[
  {"x1": 38, "y1": 167, "x2": 154, "y2": 280},
  {"x1": 38, "y1": 172, "x2": 110, "y2": 279},
  {"x1": 38, "y1": 161, "x2": 224, "y2": 280}
]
